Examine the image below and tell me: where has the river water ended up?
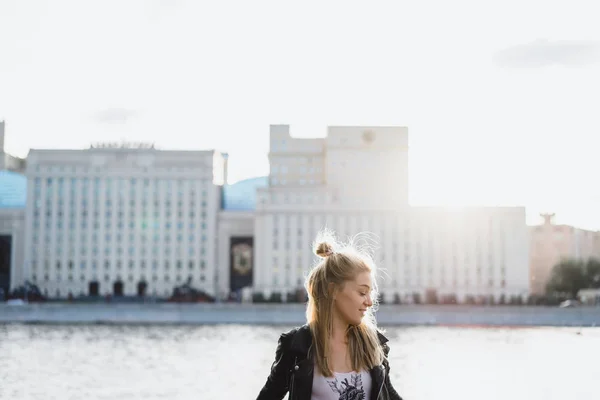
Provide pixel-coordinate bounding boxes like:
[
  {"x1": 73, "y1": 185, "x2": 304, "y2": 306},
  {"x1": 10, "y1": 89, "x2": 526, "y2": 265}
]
[{"x1": 0, "y1": 323, "x2": 597, "y2": 400}]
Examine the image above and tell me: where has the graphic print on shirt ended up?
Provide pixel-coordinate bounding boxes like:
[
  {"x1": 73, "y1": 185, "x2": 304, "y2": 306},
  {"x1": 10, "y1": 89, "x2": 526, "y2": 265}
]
[{"x1": 326, "y1": 372, "x2": 366, "y2": 400}]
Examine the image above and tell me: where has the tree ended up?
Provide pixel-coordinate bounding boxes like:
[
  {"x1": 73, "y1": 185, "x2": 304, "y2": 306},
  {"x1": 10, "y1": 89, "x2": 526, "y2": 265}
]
[
  {"x1": 585, "y1": 258, "x2": 600, "y2": 288},
  {"x1": 546, "y1": 259, "x2": 587, "y2": 298}
]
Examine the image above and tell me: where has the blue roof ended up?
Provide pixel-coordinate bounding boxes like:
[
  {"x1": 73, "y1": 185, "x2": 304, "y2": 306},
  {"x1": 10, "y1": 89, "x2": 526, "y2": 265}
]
[
  {"x1": 223, "y1": 176, "x2": 268, "y2": 211},
  {"x1": 0, "y1": 170, "x2": 27, "y2": 208}
]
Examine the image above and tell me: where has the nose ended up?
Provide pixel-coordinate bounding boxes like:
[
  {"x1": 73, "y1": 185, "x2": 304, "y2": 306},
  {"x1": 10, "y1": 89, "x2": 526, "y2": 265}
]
[{"x1": 365, "y1": 294, "x2": 373, "y2": 308}]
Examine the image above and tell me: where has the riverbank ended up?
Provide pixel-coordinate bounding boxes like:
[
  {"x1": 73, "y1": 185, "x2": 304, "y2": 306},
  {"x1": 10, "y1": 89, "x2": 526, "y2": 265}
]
[{"x1": 1, "y1": 303, "x2": 600, "y2": 326}]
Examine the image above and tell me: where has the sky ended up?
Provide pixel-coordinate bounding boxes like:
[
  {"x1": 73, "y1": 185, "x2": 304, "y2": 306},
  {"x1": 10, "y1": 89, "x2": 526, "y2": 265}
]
[{"x1": 1, "y1": 0, "x2": 600, "y2": 229}]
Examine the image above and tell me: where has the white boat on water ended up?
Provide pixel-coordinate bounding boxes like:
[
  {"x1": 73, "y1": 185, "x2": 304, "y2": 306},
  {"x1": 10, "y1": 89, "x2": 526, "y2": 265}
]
[
  {"x1": 559, "y1": 299, "x2": 581, "y2": 308},
  {"x1": 6, "y1": 299, "x2": 28, "y2": 306}
]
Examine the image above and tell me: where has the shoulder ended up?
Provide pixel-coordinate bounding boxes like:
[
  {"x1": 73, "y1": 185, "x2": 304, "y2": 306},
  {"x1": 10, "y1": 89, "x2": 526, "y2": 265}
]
[
  {"x1": 281, "y1": 324, "x2": 307, "y2": 338},
  {"x1": 275, "y1": 324, "x2": 312, "y2": 357},
  {"x1": 277, "y1": 324, "x2": 310, "y2": 347},
  {"x1": 376, "y1": 328, "x2": 389, "y2": 345},
  {"x1": 376, "y1": 328, "x2": 391, "y2": 356}
]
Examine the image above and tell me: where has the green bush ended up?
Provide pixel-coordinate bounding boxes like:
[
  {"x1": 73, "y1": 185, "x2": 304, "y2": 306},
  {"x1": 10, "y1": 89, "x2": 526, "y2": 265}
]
[
  {"x1": 270, "y1": 292, "x2": 282, "y2": 303},
  {"x1": 252, "y1": 292, "x2": 266, "y2": 303},
  {"x1": 412, "y1": 293, "x2": 422, "y2": 305}
]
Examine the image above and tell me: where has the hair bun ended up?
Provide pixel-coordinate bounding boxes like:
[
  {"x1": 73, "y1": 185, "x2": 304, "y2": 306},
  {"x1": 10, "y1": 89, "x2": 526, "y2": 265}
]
[{"x1": 315, "y1": 242, "x2": 334, "y2": 258}]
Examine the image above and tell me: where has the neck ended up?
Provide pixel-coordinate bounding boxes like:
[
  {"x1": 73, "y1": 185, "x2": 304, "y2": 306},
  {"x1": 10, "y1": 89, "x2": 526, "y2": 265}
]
[{"x1": 330, "y1": 312, "x2": 349, "y2": 343}]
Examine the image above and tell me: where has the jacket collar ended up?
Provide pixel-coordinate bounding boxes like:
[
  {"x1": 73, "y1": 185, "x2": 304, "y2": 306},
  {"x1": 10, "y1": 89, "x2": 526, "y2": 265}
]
[
  {"x1": 289, "y1": 324, "x2": 390, "y2": 400},
  {"x1": 290, "y1": 324, "x2": 389, "y2": 355}
]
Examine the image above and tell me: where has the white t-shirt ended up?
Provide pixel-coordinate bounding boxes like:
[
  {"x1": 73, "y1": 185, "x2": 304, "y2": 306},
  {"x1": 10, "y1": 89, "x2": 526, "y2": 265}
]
[{"x1": 311, "y1": 366, "x2": 372, "y2": 400}]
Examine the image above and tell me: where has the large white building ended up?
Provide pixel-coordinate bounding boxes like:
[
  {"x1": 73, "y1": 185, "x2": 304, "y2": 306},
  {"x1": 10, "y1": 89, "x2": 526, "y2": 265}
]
[
  {"x1": 252, "y1": 125, "x2": 529, "y2": 303},
  {"x1": 23, "y1": 144, "x2": 227, "y2": 298},
  {"x1": 9, "y1": 123, "x2": 530, "y2": 303}
]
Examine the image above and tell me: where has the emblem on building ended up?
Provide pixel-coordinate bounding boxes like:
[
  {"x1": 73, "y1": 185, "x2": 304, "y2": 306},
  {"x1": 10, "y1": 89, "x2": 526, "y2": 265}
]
[
  {"x1": 362, "y1": 130, "x2": 376, "y2": 144},
  {"x1": 232, "y1": 243, "x2": 252, "y2": 275}
]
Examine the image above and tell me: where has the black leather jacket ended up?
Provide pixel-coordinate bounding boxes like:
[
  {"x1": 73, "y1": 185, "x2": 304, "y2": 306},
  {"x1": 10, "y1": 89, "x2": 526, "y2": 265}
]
[{"x1": 256, "y1": 324, "x2": 403, "y2": 400}]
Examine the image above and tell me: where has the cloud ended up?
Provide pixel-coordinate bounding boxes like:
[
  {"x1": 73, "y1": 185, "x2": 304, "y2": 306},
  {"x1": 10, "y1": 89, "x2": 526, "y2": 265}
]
[
  {"x1": 494, "y1": 39, "x2": 600, "y2": 68},
  {"x1": 93, "y1": 108, "x2": 138, "y2": 124}
]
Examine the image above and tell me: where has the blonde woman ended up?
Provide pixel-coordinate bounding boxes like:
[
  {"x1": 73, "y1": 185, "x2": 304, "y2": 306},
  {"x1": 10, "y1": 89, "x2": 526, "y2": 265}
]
[{"x1": 256, "y1": 232, "x2": 403, "y2": 400}]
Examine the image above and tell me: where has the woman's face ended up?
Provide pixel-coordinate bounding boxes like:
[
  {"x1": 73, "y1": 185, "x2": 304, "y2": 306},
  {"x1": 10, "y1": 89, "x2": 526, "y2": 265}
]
[{"x1": 333, "y1": 271, "x2": 374, "y2": 326}]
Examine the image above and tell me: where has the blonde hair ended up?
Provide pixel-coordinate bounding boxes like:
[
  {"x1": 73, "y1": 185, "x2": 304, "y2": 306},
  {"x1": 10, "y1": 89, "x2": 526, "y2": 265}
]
[{"x1": 305, "y1": 230, "x2": 385, "y2": 377}]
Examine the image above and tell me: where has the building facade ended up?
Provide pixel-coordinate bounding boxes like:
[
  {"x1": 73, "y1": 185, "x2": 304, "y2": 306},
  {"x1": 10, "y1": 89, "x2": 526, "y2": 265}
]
[
  {"x1": 23, "y1": 144, "x2": 227, "y2": 298},
  {"x1": 253, "y1": 125, "x2": 530, "y2": 303},
  {"x1": 529, "y1": 213, "x2": 600, "y2": 295},
  {"x1": 0, "y1": 170, "x2": 27, "y2": 296},
  {"x1": 9, "y1": 123, "x2": 531, "y2": 303}
]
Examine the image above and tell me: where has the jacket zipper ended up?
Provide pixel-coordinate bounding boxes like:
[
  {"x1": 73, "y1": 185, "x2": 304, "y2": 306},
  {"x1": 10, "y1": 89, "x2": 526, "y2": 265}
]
[
  {"x1": 289, "y1": 357, "x2": 298, "y2": 400},
  {"x1": 378, "y1": 366, "x2": 386, "y2": 399}
]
